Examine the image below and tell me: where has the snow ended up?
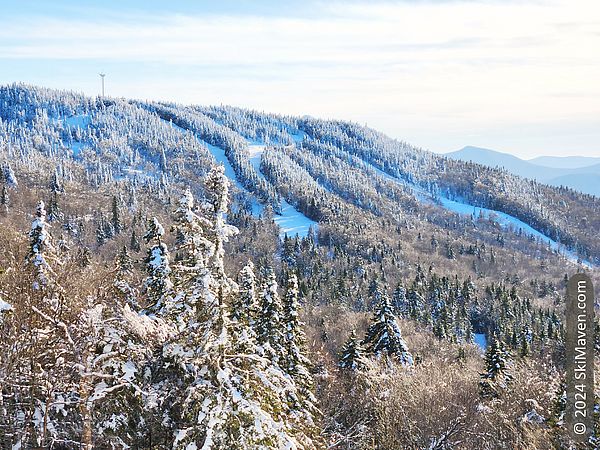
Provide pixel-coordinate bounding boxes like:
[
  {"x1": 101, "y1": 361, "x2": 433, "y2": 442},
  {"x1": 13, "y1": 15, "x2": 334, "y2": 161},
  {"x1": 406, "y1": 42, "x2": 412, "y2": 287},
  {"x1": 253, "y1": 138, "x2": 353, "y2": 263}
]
[
  {"x1": 364, "y1": 159, "x2": 592, "y2": 267},
  {"x1": 63, "y1": 114, "x2": 91, "y2": 129},
  {"x1": 247, "y1": 143, "x2": 317, "y2": 238},
  {"x1": 437, "y1": 195, "x2": 592, "y2": 267},
  {"x1": 165, "y1": 119, "x2": 318, "y2": 238},
  {"x1": 121, "y1": 360, "x2": 137, "y2": 382},
  {"x1": 204, "y1": 141, "x2": 247, "y2": 193},
  {"x1": 474, "y1": 333, "x2": 487, "y2": 350},
  {"x1": 0, "y1": 298, "x2": 12, "y2": 312}
]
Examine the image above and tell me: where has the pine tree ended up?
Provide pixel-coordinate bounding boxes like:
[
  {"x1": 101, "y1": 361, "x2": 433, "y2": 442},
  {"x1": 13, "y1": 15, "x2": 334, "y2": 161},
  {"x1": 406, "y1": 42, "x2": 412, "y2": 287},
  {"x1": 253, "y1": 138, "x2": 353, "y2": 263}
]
[
  {"x1": 203, "y1": 166, "x2": 239, "y2": 284},
  {"x1": 129, "y1": 227, "x2": 141, "y2": 252},
  {"x1": 156, "y1": 169, "x2": 320, "y2": 449},
  {"x1": 255, "y1": 265, "x2": 285, "y2": 363},
  {"x1": 1, "y1": 183, "x2": 9, "y2": 214},
  {"x1": 480, "y1": 336, "x2": 513, "y2": 398},
  {"x1": 143, "y1": 217, "x2": 173, "y2": 315},
  {"x1": 392, "y1": 281, "x2": 408, "y2": 317},
  {"x1": 27, "y1": 200, "x2": 57, "y2": 290},
  {"x1": 281, "y1": 273, "x2": 315, "y2": 410},
  {"x1": 47, "y1": 190, "x2": 61, "y2": 222},
  {"x1": 114, "y1": 246, "x2": 137, "y2": 309},
  {"x1": 111, "y1": 195, "x2": 122, "y2": 235},
  {"x1": 363, "y1": 292, "x2": 413, "y2": 366},
  {"x1": 339, "y1": 330, "x2": 368, "y2": 371},
  {"x1": 171, "y1": 188, "x2": 214, "y2": 279},
  {"x1": 50, "y1": 170, "x2": 64, "y2": 193},
  {"x1": 2, "y1": 162, "x2": 17, "y2": 188},
  {"x1": 232, "y1": 260, "x2": 257, "y2": 326}
]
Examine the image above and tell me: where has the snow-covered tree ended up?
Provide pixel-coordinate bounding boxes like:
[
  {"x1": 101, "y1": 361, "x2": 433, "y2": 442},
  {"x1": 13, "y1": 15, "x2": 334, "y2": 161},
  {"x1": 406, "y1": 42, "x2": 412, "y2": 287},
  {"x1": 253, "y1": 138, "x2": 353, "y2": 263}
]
[
  {"x1": 143, "y1": 217, "x2": 173, "y2": 315},
  {"x1": 339, "y1": 330, "x2": 368, "y2": 371},
  {"x1": 255, "y1": 266, "x2": 285, "y2": 364},
  {"x1": 111, "y1": 195, "x2": 122, "y2": 235},
  {"x1": 363, "y1": 293, "x2": 413, "y2": 367},
  {"x1": 26, "y1": 201, "x2": 57, "y2": 291},
  {"x1": 2, "y1": 162, "x2": 17, "y2": 188},
  {"x1": 72, "y1": 296, "x2": 148, "y2": 449},
  {"x1": 157, "y1": 169, "x2": 320, "y2": 449},
  {"x1": 202, "y1": 165, "x2": 239, "y2": 285},
  {"x1": 171, "y1": 188, "x2": 214, "y2": 281},
  {"x1": 232, "y1": 261, "x2": 257, "y2": 326},
  {"x1": 1, "y1": 183, "x2": 9, "y2": 214},
  {"x1": 113, "y1": 246, "x2": 137, "y2": 309},
  {"x1": 50, "y1": 169, "x2": 64, "y2": 193},
  {"x1": 479, "y1": 336, "x2": 513, "y2": 398},
  {"x1": 281, "y1": 272, "x2": 315, "y2": 407}
]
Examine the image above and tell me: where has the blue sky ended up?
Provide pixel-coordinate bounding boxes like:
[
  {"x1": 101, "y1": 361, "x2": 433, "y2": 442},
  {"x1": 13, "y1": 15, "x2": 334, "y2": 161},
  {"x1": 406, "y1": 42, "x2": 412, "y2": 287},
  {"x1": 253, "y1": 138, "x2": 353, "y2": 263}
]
[{"x1": 1, "y1": 0, "x2": 599, "y2": 158}]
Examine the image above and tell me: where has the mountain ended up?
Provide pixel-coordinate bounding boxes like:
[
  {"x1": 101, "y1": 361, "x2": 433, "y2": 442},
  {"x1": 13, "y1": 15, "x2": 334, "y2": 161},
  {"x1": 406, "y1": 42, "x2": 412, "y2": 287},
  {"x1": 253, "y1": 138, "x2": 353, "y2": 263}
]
[
  {"x1": 1, "y1": 84, "x2": 599, "y2": 448},
  {"x1": 529, "y1": 155, "x2": 600, "y2": 169},
  {"x1": 446, "y1": 146, "x2": 600, "y2": 196},
  {"x1": 546, "y1": 173, "x2": 600, "y2": 197}
]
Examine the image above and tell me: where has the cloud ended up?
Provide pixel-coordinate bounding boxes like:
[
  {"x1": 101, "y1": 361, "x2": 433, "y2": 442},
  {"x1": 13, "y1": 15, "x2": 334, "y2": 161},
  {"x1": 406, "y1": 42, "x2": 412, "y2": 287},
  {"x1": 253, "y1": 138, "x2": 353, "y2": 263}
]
[{"x1": 0, "y1": 0, "x2": 599, "y2": 157}]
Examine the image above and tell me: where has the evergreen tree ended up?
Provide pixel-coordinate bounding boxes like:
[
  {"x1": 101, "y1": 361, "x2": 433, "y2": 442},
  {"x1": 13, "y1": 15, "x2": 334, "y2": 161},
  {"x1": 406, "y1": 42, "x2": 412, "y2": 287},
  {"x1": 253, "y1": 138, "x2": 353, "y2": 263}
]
[
  {"x1": 480, "y1": 336, "x2": 513, "y2": 398},
  {"x1": 1, "y1": 183, "x2": 9, "y2": 214},
  {"x1": 363, "y1": 292, "x2": 413, "y2": 366},
  {"x1": 143, "y1": 217, "x2": 173, "y2": 315},
  {"x1": 255, "y1": 266, "x2": 285, "y2": 363},
  {"x1": 114, "y1": 246, "x2": 137, "y2": 309},
  {"x1": 339, "y1": 330, "x2": 368, "y2": 371},
  {"x1": 27, "y1": 200, "x2": 57, "y2": 290},
  {"x1": 159, "y1": 148, "x2": 168, "y2": 173},
  {"x1": 157, "y1": 169, "x2": 320, "y2": 449},
  {"x1": 232, "y1": 260, "x2": 257, "y2": 326},
  {"x1": 111, "y1": 195, "x2": 122, "y2": 235},
  {"x1": 281, "y1": 273, "x2": 315, "y2": 410},
  {"x1": 203, "y1": 166, "x2": 239, "y2": 284},
  {"x1": 129, "y1": 228, "x2": 141, "y2": 252},
  {"x1": 2, "y1": 162, "x2": 17, "y2": 188},
  {"x1": 171, "y1": 188, "x2": 214, "y2": 280},
  {"x1": 392, "y1": 281, "x2": 408, "y2": 317},
  {"x1": 47, "y1": 189, "x2": 61, "y2": 222},
  {"x1": 50, "y1": 169, "x2": 64, "y2": 193}
]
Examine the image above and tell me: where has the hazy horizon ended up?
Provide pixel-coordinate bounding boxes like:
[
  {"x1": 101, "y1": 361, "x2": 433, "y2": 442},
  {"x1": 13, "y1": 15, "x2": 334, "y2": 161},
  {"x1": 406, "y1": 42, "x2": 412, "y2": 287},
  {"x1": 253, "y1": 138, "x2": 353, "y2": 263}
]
[{"x1": 1, "y1": 0, "x2": 598, "y2": 159}]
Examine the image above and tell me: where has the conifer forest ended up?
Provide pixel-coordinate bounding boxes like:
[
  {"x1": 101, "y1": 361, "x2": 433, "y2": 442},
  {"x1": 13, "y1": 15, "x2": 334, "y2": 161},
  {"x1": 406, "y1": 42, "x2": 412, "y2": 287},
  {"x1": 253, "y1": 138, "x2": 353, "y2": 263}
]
[{"x1": 0, "y1": 84, "x2": 598, "y2": 450}]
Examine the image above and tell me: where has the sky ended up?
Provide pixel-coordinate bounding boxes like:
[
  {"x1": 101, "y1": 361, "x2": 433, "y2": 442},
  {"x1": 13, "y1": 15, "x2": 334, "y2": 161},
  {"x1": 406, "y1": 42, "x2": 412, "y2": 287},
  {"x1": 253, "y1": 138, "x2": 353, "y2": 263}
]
[{"x1": 0, "y1": 0, "x2": 599, "y2": 158}]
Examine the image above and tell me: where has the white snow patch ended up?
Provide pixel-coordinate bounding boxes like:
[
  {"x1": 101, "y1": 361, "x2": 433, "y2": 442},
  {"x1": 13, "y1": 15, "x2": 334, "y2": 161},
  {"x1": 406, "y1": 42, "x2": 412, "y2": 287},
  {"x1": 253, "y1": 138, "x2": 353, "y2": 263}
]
[
  {"x1": 247, "y1": 143, "x2": 317, "y2": 238},
  {"x1": 64, "y1": 114, "x2": 91, "y2": 129},
  {"x1": 0, "y1": 298, "x2": 12, "y2": 312},
  {"x1": 437, "y1": 195, "x2": 592, "y2": 267},
  {"x1": 167, "y1": 119, "x2": 317, "y2": 238},
  {"x1": 365, "y1": 160, "x2": 592, "y2": 267}
]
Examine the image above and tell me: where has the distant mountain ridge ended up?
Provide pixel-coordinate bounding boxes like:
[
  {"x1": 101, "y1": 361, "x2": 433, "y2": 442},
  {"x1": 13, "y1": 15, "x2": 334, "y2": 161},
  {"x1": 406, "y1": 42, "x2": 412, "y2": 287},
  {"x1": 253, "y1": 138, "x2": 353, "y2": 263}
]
[
  {"x1": 445, "y1": 146, "x2": 600, "y2": 197},
  {"x1": 529, "y1": 155, "x2": 600, "y2": 169}
]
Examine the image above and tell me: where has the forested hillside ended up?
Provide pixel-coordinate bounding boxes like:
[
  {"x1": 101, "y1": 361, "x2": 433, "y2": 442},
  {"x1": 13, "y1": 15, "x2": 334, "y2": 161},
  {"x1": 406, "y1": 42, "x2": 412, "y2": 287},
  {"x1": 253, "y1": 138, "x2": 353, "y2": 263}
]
[{"x1": 0, "y1": 84, "x2": 598, "y2": 449}]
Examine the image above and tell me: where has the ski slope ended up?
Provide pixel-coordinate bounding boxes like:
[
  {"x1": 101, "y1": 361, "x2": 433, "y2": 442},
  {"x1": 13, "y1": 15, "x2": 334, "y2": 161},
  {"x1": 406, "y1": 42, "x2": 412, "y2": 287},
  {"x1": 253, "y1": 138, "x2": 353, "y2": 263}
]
[
  {"x1": 247, "y1": 143, "x2": 317, "y2": 238},
  {"x1": 165, "y1": 119, "x2": 317, "y2": 239},
  {"x1": 437, "y1": 195, "x2": 591, "y2": 267},
  {"x1": 365, "y1": 159, "x2": 591, "y2": 267}
]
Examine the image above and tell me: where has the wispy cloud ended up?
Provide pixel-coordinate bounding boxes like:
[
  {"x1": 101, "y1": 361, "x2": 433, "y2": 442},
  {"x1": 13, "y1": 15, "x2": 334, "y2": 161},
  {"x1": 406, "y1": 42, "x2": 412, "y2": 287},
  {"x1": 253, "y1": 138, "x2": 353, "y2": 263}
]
[{"x1": 0, "y1": 0, "x2": 599, "y2": 157}]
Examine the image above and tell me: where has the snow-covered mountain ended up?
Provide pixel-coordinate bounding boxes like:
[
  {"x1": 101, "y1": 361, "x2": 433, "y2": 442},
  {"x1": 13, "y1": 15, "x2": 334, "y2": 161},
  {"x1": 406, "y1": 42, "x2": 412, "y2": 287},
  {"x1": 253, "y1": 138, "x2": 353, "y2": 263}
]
[
  {"x1": 1, "y1": 84, "x2": 598, "y2": 266},
  {"x1": 1, "y1": 83, "x2": 599, "y2": 449}
]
